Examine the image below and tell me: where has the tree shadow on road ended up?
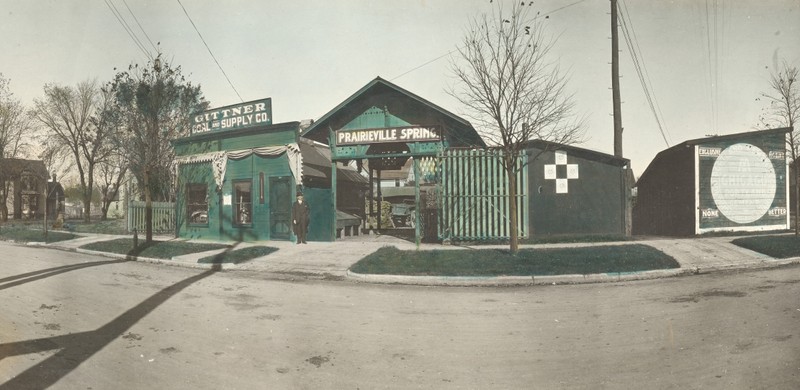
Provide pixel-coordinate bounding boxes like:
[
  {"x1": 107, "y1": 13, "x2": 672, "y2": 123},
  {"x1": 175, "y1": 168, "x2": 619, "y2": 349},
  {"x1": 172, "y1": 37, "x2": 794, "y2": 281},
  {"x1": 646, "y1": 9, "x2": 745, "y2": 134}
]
[
  {"x1": 0, "y1": 238, "x2": 166, "y2": 291},
  {"x1": 0, "y1": 265, "x2": 221, "y2": 389},
  {"x1": 0, "y1": 259, "x2": 131, "y2": 291}
]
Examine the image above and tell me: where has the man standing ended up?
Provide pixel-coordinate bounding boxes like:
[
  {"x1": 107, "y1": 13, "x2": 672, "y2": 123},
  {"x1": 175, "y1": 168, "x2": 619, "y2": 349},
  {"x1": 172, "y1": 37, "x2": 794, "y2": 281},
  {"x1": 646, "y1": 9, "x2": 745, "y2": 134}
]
[{"x1": 292, "y1": 192, "x2": 310, "y2": 244}]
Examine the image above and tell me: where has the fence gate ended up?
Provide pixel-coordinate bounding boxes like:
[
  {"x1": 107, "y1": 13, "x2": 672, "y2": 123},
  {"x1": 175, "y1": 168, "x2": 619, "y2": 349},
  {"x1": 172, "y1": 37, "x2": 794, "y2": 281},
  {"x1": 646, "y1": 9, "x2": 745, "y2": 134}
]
[
  {"x1": 127, "y1": 201, "x2": 175, "y2": 234},
  {"x1": 438, "y1": 149, "x2": 528, "y2": 241}
]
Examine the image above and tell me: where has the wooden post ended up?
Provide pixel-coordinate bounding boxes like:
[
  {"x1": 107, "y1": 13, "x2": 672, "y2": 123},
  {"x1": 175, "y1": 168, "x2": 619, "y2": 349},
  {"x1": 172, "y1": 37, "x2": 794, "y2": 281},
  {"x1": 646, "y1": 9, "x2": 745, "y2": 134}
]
[
  {"x1": 414, "y1": 157, "x2": 421, "y2": 248},
  {"x1": 612, "y1": 0, "x2": 624, "y2": 158},
  {"x1": 331, "y1": 160, "x2": 337, "y2": 241},
  {"x1": 369, "y1": 164, "x2": 374, "y2": 223},
  {"x1": 377, "y1": 168, "x2": 382, "y2": 230}
]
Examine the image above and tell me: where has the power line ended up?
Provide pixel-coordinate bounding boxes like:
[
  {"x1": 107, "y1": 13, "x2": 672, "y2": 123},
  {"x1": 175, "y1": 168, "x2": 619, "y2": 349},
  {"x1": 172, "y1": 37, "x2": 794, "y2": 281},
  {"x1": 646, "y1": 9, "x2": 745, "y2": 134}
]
[
  {"x1": 391, "y1": 49, "x2": 456, "y2": 82},
  {"x1": 618, "y1": 0, "x2": 670, "y2": 147},
  {"x1": 122, "y1": 0, "x2": 158, "y2": 53},
  {"x1": 103, "y1": 0, "x2": 152, "y2": 61},
  {"x1": 536, "y1": 0, "x2": 591, "y2": 19},
  {"x1": 704, "y1": 0, "x2": 717, "y2": 134},
  {"x1": 176, "y1": 0, "x2": 243, "y2": 102},
  {"x1": 391, "y1": 0, "x2": 590, "y2": 82},
  {"x1": 620, "y1": 0, "x2": 671, "y2": 146}
]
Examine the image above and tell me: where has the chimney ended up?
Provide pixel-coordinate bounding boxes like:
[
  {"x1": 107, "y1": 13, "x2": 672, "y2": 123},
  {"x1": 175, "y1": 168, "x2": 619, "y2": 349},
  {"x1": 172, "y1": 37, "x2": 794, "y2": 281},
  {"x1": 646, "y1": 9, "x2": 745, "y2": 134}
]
[{"x1": 51, "y1": 172, "x2": 57, "y2": 183}]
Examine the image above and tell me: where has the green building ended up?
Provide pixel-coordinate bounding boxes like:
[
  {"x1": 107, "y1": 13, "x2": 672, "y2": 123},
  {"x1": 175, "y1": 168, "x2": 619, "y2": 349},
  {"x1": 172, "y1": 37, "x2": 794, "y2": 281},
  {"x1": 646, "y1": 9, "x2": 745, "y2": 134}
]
[
  {"x1": 301, "y1": 77, "x2": 486, "y2": 244},
  {"x1": 173, "y1": 98, "x2": 367, "y2": 242}
]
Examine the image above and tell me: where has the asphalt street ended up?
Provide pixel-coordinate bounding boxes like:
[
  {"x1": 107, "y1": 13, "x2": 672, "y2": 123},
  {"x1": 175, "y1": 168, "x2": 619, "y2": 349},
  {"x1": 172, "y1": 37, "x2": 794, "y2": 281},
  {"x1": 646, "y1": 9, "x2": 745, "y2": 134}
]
[{"x1": 1, "y1": 242, "x2": 799, "y2": 389}]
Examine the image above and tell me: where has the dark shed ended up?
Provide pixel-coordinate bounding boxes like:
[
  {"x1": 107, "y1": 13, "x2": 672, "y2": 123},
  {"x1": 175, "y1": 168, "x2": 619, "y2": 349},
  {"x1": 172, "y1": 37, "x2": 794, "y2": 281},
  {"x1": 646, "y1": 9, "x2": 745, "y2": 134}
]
[
  {"x1": 634, "y1": 127, "x2": 791, "y2": 236},
  {"x1": 525, "y1": 140, "x2": 631, "y2": 236}
]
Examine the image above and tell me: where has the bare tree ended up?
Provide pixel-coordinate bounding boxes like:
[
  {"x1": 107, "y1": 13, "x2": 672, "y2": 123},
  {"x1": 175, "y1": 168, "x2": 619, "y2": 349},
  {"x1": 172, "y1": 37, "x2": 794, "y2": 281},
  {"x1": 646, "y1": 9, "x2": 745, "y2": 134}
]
[
  {"x1": 32, "y1": 80, "x2": 117, "y2": 222},
  {"x1": 449, "y1": 2, "x2": 584, "y2": 253},
  {"x1": 96, "y1": 151, "x2": 128, "y2": 220},
  {"x1": 0, "y1": 74, "x2": 34, "y2": 221},
  {"x1": 110, "y1": 53, "x2": 207, "y2": 242},
  {"x1": 760, "y1": 60, "x2": 799, "y2": 233}
]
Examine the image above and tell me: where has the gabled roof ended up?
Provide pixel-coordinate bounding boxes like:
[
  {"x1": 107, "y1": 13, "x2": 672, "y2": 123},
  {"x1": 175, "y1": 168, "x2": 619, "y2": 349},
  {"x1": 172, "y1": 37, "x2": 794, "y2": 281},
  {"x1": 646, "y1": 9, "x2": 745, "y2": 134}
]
[
  {"x1": 674, "y1": 127, "x2": 791, "y2": 148},
  {"x1": 298, "y1": 138, "x2": 368, "y2": 185},
  {"x1": 522, "y1": 139, "x2": 630, "y2": 167},
  {"x1": 0, "y1": 158, "x2": 48, "y2": 178},
  {"x1": 636, "y1": 127, "x2": 792, "y2": 184},
  {"x1": 301, "y1": 77, "x2": 485, "y2": 148}
]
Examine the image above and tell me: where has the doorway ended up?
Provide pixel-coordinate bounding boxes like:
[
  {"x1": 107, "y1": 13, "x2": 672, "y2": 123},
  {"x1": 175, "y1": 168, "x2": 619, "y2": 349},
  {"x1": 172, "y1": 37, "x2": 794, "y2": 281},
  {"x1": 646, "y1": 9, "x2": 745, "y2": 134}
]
[{"x1": 269, "y1": 176, "x2": 291, "y2": 239}]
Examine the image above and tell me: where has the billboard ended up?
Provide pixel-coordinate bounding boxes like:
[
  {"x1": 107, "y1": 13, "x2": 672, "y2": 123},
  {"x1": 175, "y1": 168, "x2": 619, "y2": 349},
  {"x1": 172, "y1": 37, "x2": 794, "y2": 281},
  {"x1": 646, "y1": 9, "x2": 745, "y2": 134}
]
[{"x1": 696, "y1": 134, "x2": 788, "y2": 233}]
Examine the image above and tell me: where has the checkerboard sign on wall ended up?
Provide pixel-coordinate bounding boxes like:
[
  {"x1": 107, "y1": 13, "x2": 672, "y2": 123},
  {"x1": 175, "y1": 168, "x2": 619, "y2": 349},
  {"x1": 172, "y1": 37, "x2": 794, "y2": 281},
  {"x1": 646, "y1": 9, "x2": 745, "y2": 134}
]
[{"x1": 544, "y1": 151, "x2": 579, "y2": 194}]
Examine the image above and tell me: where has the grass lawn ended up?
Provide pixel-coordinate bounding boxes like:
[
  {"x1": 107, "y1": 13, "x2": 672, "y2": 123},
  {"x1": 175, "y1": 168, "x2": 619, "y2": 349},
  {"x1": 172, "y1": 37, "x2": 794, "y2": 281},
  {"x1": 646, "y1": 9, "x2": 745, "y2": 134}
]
[
  {"x1": 197, "y1": 246, "x2": 279, "y2": 264},
  {"x1": 65, "y1": 219, "x2": 129, "y2": 235},
  {"x1": 81, "y1": 238, "x2": 229, "y2": 259},
  {"x1": 350, "y1": 244, "x2": 679, "y2": 277},
  {"x1": 732, "y1": 235, "x2": 800, "y2": 258},
  {"x1": 0, "y1": 225, "x2": 77, "y2": 243}
]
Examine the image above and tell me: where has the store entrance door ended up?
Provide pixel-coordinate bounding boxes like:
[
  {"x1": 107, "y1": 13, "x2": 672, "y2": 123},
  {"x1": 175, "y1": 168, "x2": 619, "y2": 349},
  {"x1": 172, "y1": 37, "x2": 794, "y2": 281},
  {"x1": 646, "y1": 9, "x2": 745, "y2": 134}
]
[{"x1": 269, "y1": 176, "x2": 291, "y2": 239}]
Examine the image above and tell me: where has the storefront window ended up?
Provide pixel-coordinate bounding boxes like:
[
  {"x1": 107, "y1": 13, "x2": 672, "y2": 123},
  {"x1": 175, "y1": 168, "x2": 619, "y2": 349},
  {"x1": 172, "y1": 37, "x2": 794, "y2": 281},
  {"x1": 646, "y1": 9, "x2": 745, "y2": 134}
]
[
  {"x1": 234, "y1": 180, "x2": 252, "y2": 225},
  {"x1": 187, "y1": 184, "x2": 208, "y2": 225}
]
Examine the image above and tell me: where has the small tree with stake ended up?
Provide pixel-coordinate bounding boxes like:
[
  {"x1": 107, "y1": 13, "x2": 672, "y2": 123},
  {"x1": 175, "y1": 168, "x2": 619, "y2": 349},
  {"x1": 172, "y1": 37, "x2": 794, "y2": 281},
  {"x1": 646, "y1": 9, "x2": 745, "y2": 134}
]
[
  {"x1": 110, "y1": 53, "x2": 207, "y2": 242},
  {"x1": 449, "y1": 2, "x2": 584, "y2": 253}
]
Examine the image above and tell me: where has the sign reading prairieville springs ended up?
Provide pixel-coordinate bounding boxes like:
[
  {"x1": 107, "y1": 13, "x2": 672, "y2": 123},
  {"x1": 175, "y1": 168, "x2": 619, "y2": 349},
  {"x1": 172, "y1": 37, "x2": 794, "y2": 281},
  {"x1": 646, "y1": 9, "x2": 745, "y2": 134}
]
[
  {"x1": 336, "y1": 126, "x2": 440, "y2": 145},
  {"x1": 191, "y1": 98, "x2": 272, "y2": 135}
]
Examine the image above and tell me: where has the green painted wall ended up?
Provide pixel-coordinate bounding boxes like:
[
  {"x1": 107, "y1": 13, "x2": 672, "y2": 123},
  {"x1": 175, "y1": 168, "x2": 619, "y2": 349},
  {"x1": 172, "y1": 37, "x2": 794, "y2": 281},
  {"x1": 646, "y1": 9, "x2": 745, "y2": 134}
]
[
  {"x1": 174, "y1": 122, "x2": 298, "y2": 156},
  {"x1": 176, "y1": 154, "x2": 301, "y2": 242},
  {"x1": 172, "y1": 121, "x2": 342, "y2": 242},
  {"x1": 340, "y1": 106, "x2": 412, "y2": 130},
  {"x1": 528, "y1": 147, "x2": 627, "y2": 236},
  {"x1": 304, "y1": 187, "x2": 334, "y2": 242}
]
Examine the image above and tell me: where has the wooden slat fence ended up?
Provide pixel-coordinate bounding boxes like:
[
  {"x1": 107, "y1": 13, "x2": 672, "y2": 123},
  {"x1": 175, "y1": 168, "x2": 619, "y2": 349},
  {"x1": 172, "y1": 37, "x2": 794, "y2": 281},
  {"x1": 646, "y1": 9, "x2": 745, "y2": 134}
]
[
  {"x1": 127, "y1": 201, "x2": 175, "y2": 233},
  {"x1": 438, "y1": 149, "x2": 528, "y2": 241}
]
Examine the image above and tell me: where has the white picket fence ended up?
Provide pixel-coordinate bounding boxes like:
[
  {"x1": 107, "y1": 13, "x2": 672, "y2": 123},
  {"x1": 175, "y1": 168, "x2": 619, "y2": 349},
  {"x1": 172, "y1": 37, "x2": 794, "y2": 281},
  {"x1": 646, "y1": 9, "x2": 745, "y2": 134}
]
[{"x1": 127, "y1": 201, "x2": 175, "y2": 233}]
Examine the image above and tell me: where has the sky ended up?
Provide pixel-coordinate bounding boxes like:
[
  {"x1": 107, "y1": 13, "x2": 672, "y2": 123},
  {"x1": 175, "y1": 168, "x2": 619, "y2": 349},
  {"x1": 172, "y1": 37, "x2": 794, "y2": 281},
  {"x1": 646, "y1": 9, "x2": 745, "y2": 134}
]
[{"x1": 2, "y1": 0, "x2": 799, "y2": 178}]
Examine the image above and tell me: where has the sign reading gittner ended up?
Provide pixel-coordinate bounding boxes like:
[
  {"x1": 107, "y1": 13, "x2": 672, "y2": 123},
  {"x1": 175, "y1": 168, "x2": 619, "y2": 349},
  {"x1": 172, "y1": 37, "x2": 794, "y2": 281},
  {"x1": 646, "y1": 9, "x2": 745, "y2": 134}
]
[
  {"x1": 191, "y1": 98, "x2": 272, "y2": 135},
  {"x1": 336, "y1": 126, "x2": 440, "y2": 145}
]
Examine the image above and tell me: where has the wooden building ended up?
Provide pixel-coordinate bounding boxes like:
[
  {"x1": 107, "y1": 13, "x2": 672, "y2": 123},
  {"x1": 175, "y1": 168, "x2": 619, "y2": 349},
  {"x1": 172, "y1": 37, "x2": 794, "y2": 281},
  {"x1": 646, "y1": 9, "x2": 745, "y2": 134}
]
[
  {"x1": 525, "y1": 140, "x2": 632, "y2": 237},
  {"x1": 634, "y1": 128, "x2": 791, "y2": 236},
  {"x1": 1, "y1": 159, "x2": 48, "y2": 220},
  {"x1": 301, "y1": 77, "x2": 485, "y2": 244},
  {"x1": 46, "y1": 174, "x2": 65, "y2": 220},
  {"x1": 437, "y1": 141, "x2": 632, "y2": 241},
  {"x1": 173, "y1": 98, "x2": 366, "y2": 242}
]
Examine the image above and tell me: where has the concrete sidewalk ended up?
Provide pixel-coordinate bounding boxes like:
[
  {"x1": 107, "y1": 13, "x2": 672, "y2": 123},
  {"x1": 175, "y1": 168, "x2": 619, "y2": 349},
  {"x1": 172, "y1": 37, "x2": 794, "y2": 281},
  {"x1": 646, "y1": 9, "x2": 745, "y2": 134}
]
[{"x1": 33, "y1": 232, "x2": 800, "y2": 286}]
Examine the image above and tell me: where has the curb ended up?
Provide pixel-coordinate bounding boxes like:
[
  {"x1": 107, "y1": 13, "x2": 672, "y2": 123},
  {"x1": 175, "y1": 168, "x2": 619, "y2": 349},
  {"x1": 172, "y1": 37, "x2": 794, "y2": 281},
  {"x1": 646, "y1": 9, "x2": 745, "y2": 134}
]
[
  {"x1": 73, "y1": 248, "x2": 241, "y2": 271},
  {"x1": 24, "y1": 241, "x2": 240, "y2": 271},
  {"x1": 346, "y1": 268, "x2": 694, "y2": 287},
  {"x1": 19, "y1": 240, "x2": 800, "y2": 287},
  {"x1": 689, "y1": 257, "x2": 800, "y2": 274}
]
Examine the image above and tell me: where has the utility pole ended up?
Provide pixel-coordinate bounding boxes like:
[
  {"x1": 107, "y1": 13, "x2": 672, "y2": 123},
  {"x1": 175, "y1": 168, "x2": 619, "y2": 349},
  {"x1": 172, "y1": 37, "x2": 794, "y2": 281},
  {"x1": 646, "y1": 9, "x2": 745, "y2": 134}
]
[
  {"x1": 611, "y1": 0, "x2": 623, "y2": 158},
  {"x1": 611, "y1": 0, "x2": 632, "y2": 236}
]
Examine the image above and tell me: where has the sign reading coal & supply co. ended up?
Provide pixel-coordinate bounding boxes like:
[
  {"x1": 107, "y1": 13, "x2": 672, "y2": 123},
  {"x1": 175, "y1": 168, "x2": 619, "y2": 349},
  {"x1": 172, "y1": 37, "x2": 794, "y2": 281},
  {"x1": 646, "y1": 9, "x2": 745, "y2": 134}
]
[{"x1": 191, "y1": 98, "x2": 272, "y2": 135}]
